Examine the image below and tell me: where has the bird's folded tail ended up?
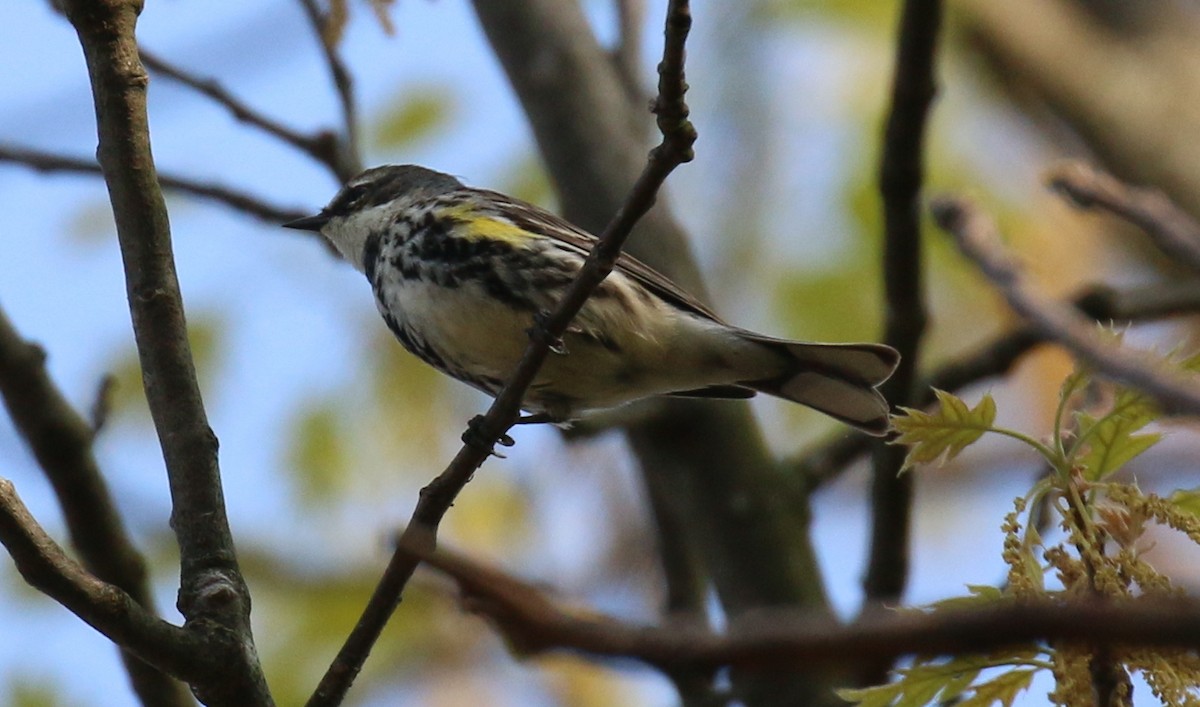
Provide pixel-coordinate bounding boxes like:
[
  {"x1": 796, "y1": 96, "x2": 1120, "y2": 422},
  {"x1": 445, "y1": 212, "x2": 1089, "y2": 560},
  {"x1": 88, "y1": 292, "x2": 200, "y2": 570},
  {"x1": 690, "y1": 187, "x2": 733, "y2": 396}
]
[{"x1": 740, "y1": 334, "x2": 901, "y2": 436}]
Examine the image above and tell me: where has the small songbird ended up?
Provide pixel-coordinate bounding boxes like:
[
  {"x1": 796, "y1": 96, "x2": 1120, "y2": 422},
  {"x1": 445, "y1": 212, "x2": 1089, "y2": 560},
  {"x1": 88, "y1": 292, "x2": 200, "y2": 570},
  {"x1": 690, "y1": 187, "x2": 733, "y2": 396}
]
[{"x1": 285, "y1": 165, "x2": 900, "y2": 434}]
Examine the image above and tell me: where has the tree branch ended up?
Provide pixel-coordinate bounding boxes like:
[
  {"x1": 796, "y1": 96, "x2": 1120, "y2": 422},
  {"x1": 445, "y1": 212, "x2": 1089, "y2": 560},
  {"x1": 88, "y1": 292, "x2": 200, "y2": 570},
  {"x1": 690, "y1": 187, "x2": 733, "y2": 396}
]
[
  {"x1": 296, "y1": 0, "x2": 361, "y2": 181},
  {"x1": 933, "y1": 196, "x2": 1200, "y2": 417},
  {"x1": 867, "y1": 0, "x2": 943, "y2": 610},
  {"x1": 0, "y1": 479, "x2": 200, "y2": 682},
  {"x1": 420, "y1": 542, "x2": 1200, "y2": 672},
  {"x1": 1048, "y1": 162, "x2": 1200, "y2": 276},
  {"x1": 788, "y1": 280, "x2": 1200, "y2": 492},
  {"x1": 60, "y1": 0, "x2": 271, "y2": 703},
  {"x1": 305, "y1": 3, "x2": 696, "y2": 705},
  {"x1": 0, "y1": 143, "x2": 310, "y2": 226},
  {"x1": 0, "y1": 306, "x2": 192, "y2": 706}
]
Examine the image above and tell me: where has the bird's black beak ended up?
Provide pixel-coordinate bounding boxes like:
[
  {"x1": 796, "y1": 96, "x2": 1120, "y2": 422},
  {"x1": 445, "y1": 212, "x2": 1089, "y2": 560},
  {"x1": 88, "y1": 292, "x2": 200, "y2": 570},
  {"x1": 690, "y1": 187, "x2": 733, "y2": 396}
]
[{"x1": 282, "y1": 212, "x2": 331, "y2": 231}]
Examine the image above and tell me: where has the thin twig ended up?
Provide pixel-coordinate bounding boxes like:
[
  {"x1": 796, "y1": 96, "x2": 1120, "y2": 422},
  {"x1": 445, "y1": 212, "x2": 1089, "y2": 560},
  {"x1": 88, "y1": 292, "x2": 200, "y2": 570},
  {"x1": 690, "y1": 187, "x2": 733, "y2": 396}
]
[
  {"x1": 1048, "y1": 162, "x2": 1200, "y2": 276},
  {"x1": 933, "y1": 196, "x2": 1200, "y2": 417},
  {"x1": 305, "y1": 2, "x2": 696, "y2": 705},
  {"x1": 60, "y1": 0, "x2": 272, "y2": 703},
  {"x1": 418, "y1": 542, "x2": 1200, "y2": 670},
  {"x1": 0, "y1": 479, "x2": 198, "y2": 680},
  {"x1": 140, "y1": 48, "x2": 344, "y2": 173},
  {"x1": 0, "y1": 143, "x2": 309, "y2": 225},
  {"x1": 296, "y1": 0, "x2": 361, "y2": 181},
  {"x1": 867, "y1": 0, "x2": 943, "y2": 609},
  {"x1": 789, "y1": 281, "x2": 1200, "y2": 492},
  {"x1": 0, "y1": 308, "x2": 191, "y2": 705}
]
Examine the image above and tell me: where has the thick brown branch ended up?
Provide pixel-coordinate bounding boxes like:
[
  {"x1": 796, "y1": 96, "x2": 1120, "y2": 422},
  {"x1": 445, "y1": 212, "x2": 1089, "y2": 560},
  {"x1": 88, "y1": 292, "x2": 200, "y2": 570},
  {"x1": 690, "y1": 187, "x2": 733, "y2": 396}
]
[
  {"x1": 933, "y1": 196, "x2": 1200, "y2": 417},
  {"x1": 421, "y1": 543, "x2": 1200, "y2": 672},
  {"x1": 0, "y1": 307, "x2": 191, "y2": 705},
  {"x1": 0, "y1": 143, "x2": 309, "y2": 225},
  {"x1": 867, "y1": 0, "x2": 943, "y2": 608},
  {"x1": 1048, "y1": 162, "x2": 1200, "y2": 276},
  {"x1": 306, "y1": 3, "x2": 696, "y2": 705},
  {"x1": 0, "y1": 479, "x2": 198, "y2": 681},
  {"x1": 60, "y1": 0, "x2": 271, "y2": 703}
]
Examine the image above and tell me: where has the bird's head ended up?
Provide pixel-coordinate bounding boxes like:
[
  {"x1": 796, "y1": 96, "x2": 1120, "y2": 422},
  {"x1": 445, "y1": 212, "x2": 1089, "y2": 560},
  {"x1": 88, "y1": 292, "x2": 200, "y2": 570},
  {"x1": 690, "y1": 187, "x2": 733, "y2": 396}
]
[{"x1": 283, "y1": 164, "x2": 464, "y2": 271}]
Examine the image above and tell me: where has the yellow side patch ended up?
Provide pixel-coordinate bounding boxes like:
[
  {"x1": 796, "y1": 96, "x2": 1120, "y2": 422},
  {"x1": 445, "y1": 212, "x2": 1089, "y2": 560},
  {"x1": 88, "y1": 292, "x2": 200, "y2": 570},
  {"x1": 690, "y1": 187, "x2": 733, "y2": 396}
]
[{"x1": 441, "y1": 204, "x2": 532, "y2": 246}]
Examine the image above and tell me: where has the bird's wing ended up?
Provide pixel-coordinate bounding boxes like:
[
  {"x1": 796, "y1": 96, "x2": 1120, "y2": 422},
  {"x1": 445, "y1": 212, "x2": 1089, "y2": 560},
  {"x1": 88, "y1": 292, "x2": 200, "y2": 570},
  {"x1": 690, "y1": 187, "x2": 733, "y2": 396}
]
[{"x1": 473, "y1": 189, "x2": 725, "y2": 323}]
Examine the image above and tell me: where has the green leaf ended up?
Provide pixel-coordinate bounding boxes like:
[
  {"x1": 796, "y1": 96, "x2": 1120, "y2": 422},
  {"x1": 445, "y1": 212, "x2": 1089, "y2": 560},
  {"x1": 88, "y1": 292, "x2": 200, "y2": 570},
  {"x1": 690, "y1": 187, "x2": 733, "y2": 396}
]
[
  {"x1": 957, "y1": 668, "x2": 1037, "y2": 707},
  {"x1": 891, "y1": 390, "x2": 996, "y2": 470},
  {"x1": 1169, "y1": 487, "x2": 1200, "y2": 518},
  {"x1": 1073, "y1": 387, "x2": 1161, "y2": 480},
  {"x1": 286, "y1": 400, "x2": 348, "y2": 505},
  {"x1": 372, "y1": 88, "x2": 456, "y2": 149}
]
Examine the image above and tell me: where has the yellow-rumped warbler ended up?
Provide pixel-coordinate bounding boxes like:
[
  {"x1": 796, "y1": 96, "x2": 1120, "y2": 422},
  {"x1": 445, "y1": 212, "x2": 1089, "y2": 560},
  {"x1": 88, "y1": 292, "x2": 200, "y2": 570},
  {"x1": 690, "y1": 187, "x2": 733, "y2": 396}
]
[{"x1": 285, "y1": 165, "x2": 899, "y2": 434}]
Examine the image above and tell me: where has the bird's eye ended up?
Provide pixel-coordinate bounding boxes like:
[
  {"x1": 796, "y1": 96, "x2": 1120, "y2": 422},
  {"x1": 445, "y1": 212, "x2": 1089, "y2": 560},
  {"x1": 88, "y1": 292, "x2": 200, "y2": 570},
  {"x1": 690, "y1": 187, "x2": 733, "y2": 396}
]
[{"x1": 329, "y1": 184, "x2": 369, "y2": 214}]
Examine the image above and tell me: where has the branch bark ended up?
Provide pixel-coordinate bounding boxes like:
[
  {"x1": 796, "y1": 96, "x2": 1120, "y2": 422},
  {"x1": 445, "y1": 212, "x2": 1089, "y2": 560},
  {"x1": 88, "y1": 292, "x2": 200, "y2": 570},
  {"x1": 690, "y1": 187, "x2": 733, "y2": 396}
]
[
  {"x1": 59, "y1": 0, "x2": 271, "y2": 703},
  {"x1": 0, "y1": 307, "x2": 191, "y2": 706},
  {"x1": 867, "y1": 0, "x2": 943, "y2": 610}
]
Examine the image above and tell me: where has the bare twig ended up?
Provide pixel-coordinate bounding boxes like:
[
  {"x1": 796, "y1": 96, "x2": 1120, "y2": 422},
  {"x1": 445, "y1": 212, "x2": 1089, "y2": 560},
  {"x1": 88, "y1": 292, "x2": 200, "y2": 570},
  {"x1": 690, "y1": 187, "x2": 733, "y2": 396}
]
[
  {"x1": 60, "y1": 0, "x2": 271, "y2": 703},
  {"x1": 0, "y1": 308, "x2": 191, "y2": 705},
  {"x1": 306, "y1": 3, "x2": 696, "y2": 705},
  {"x1": 420, "y1": 542, "x2": 1200, "y2": 671},
  {"x1": 933, "y1": 196, "x2": 1200, "y2": 417},
  {"x1": 297, "y1": 0, "x2": 361, "y2": 181},
  {"x1": 140, "y1": 48, "x2": 344, "y2": 173},
  {"x1": 867, "y1": 0, "x2": 943, "y2": 609},
  {"x1": 0, "y1": 143, "x2": 309, "y2": 225},
  {"x1": 1048, "y1": 162, "x2": 1200, "y2": 276},
  {"x1": 789, "y1": 281, "x2": 1200, "y2": 492},
  {"x1": 0, "y1": 479, "x2": 197, "y2": 681}
]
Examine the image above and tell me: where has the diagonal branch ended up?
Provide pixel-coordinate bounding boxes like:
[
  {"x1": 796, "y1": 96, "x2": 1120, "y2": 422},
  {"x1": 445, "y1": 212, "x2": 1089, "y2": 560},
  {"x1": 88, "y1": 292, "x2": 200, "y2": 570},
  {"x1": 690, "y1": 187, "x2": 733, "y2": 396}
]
[
  {"x1": 60, "y1": 0, "x2": 271, "y2": 703},
  {"x1": 0, "y1": 306, "x2": 192, "y2": 706},
  {"x1": 296, "y1": 0, "x2": 361, "y2": 181},
  {"x1": 933, "y1": 196, "x2": 1200, "y2": 417},
  {"x1": 867, "y1": 0, "x2": 943, "y2": 609},
  {"x1": 0, "y1": 479, "x2": 198, "y2": 682},
  {"x1": 788, "y1": 280, "x2": 1200, "y2": 492},
  {"x1": 1048, "y1": 162, "x2": 1200, "y2": 276},
  {"x1": 0, "y1": 143, "x2": 309, "y2": 225},
  {"x1": 305, "y1": 2, "x2": 696, "y2": 705}
]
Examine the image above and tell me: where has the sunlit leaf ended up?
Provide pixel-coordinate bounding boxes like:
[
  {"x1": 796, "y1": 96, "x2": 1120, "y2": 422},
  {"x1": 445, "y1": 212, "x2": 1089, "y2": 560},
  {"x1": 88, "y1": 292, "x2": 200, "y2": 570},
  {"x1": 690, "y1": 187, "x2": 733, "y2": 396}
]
[
  {"x1": 891, "y1": 390, "x2": 996, "y2": 470},
  {"x1": 1169, "y1": 488, "x2": 1200, "y2": 518},
  {"x1": 373, "y1": 88, "x2": 456, "y2": 150},
  {"x1": 286, "y1": 399, "x2": 348, "y2": 504},
  {"x1": 1073, "y1": 388, "x2": 1160, "y2": 480},
  {"x1": 957, "y1": 668, "x2": 1037, "y2": 707}
]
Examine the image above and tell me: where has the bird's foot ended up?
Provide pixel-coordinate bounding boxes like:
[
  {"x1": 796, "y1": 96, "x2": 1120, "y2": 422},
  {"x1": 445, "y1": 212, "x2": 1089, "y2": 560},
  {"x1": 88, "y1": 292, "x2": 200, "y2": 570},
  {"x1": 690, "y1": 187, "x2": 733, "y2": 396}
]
[
  {"x1": 528, "y1": 311, "x2": 568, "y2": 355},
  {"x1": 461, "y1": 414, "x2": 515, "y2": 458}
]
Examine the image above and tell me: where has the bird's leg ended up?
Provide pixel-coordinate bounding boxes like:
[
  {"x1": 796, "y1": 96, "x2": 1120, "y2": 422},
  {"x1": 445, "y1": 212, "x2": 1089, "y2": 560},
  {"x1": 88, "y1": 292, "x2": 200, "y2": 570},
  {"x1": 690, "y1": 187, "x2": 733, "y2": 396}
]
[
  {"x1": 461, "y1": 414, "x2": 515, "y2": 458},
  {"x1": 528, "y1": 311, "x2": 568, "y2": 355}
]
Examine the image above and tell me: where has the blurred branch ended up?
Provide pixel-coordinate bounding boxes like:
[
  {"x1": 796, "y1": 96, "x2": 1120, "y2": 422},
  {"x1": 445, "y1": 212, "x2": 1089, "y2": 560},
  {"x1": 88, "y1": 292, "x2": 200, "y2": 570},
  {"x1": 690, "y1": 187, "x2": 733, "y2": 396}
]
[
  {"x1": 140, "y1": 48, "x2": 345, "y2": 176},
  {"x1": 297, "y1": 0, "x2": 362, "y2": 181},
  {"x1": 867, "y1": 0, "x2": 943, "y2": 609},
  {"x1": 59, "y1": 0, "x2": 271, "y2": 703},
  {"x1": 790, "y1": 280, "x2": 1200, "y2": 492},
  {"x1": 613, "y1": 0, "x2": 646, "y2": 102},
  {"x1": 0, "y1": 143, "x2": 310, "y2": 225},
  {"x1": 933, "y1": 196, "x2": 1200, "y2": 416},
  {"x1": 0, "y1": 479, "x2": 198, "y2": 683},
  {"x1": 0, "y1": 307, "x2": 192, "y2": 706},
  {"x1": 420, "y1": 542, "x2": 1200, "y2": 670},
  {"x1": 306, "y1": 3, "x2": 697, "y2": 705},
  {"x1": 1048, "y1": 162, "x2": 1200, "y2": 276}
]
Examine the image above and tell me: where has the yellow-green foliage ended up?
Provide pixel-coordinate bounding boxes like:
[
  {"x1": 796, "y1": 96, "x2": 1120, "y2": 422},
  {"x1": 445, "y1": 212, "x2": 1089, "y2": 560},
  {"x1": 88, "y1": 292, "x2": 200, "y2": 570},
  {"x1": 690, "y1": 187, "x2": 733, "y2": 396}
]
[{"x1": 845, "y1": 354, "x2": 1200, "y2": 706}]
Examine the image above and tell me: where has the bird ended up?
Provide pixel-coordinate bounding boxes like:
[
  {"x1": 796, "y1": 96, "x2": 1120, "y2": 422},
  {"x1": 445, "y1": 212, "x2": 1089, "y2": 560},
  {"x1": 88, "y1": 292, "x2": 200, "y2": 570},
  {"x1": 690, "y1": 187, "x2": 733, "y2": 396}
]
[{"x1": 284, "y1": 165, "x2": 900, "y2": 435}]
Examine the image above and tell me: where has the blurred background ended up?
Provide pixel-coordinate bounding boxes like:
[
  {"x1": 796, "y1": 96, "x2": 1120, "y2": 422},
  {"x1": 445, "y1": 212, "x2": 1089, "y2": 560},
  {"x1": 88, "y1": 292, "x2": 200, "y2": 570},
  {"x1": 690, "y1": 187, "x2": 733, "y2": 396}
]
[{"x1": 1, "y1": 0, "x2": 1199, "y2": 704}]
